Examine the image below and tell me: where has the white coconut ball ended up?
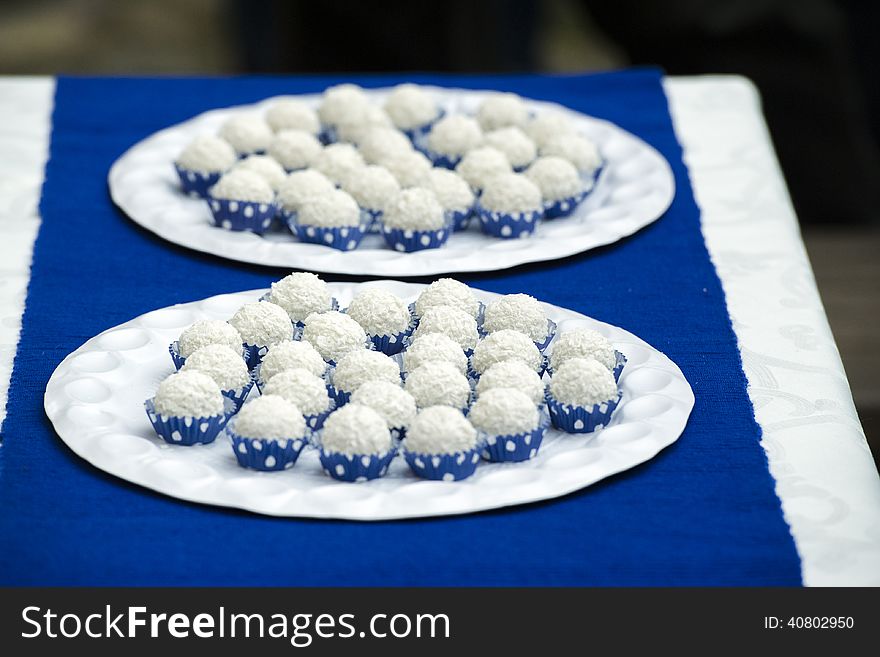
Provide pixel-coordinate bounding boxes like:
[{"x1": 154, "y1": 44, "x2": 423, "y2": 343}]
[
  {"x1": 228, "y1": 301, "x2": 293, "y2": 348},
  {"x1": 335, "y1": 104, "x2": 393, "y2": 144},
  {"x1": 357, "y1": 126, "x2": 414, "y2": 164},
  {"x1": 351, "y1": 380, "x2": 417, "y2": 429},
  {"x1": 404, "y1": 332, "x2": 468, "y2": 374},
  {"x1": 341, "y1": 164, "x2": 400, "y2": 212},
  {"x1": 297, "y1": 189, "x2": 361, "y2": 228},
  {"x1": 384, "y1": 84, "x2": 440, "y2": 131},
  {"x1": 263, "y1": 368, "x2": 331, "y2": 416},
  {"x1": 476, "y1": 359, "x2": 545, "y2": 405},
  {"x1": 405, "y1": 361, "x2": 471, "y2": 410},
  {"x1": 321, "y1": 403, "x2": 393, "y2": 456},
  {"x1": 177, "y1": 320, "x2": 243, "y2": 359},
  {"x1": 301, "y1": 310, "x2": 367, "y2": 363},
  {"x1": 483, "y1": 293, "x2": 549, "y2": 342},
  {"x1": 472, "y1": 329, "x2": 543, "y2": 374},
  {"x1": 525, "y1": 156, "x2": 584, "y2": 200},
  {"x1": 469, "y1": 387, "x2": 539, "y2": 436},
  {"x1": 412, "y1": 304, "x2": 479, "y2": 351},
  {"x1": 180, "y1": 344, "x2": 250, "y2": 391},
  {"x1": 153, "y1": 370, "x2": 224, "y2": 418},
  {"x1": 268, "y1": 130, "x2": 323, "y2": 171},
  {"x1": 540, "y1": 134, "x2": 602, "y2": 173},
  {"x1": 549, "y1": 328, "x2": 616, "y2": 372},
  {"x1": 232, "y1": 394, "x2": 306, "y2": 441},
  {"x1": 455, "y1": 146, "x2": 512, "y2": 190},
  {"x1": 176, "y1": 135, "x2": 236, "y2": 173},
  {"x1": 550, "y1": 357, "x2": 618, "y2": 407},
  {"x1": 218, "y1": 114, "x2": 273, "y2": 155},
  {"x1": 476, "y1": 92, "x2": 529, "y2": 131},
  {"x1": 425, "y1": 169, "x2": 474, "y2": 213},
  {"x1": 376, "y1": 149, "x2": 433, "y2": 188},
  {"x1": 313, "y1": 143, "x2": 365, "y2": 185},
  {"x1": 426, "y1": 114, "x2": 483, "y2": 158},
  {"x1": 345, "y1": 288, "x2": 411, "y2": 337},
  {"x1": 332, "y1": 349, "x2": 401, "y2": 394},
  {"x1": 524, "y1": 112, "x2": 575, "y2": 148},
  {"x1": 483, "y1": 127, "x2": 537, "y2": 170},
  {"x1": 480, "y1": 173, "x2": 543, "y2": 215},
  {"x1": 405, "y1": 406, "x2": 478, "y2": 454},
  {"x1": 318, "y1": 84, "x2": 371, "y2": 127},
  {"x1": 414, "y1": 278, "x2": 480, "y2": 319},
  {"x1": 382, "y1": 187, "x2": 445, "y2": 231},
  {"x1": 276, "y1": 169, "x2": 335, "y2": 212},
  {"x1": 232, "y1": 155, "x2": 287, "y2": 191},
  {"x1": 266, "y1": 100, "x2": 320, "y2": 134},
  {"x1": 210, "y1": 170, "x2": 274, "y2": 204},
  {"x1": 259, "y1": 339, "x2": 327, "y2": 382},
  {"x1": 267, "y1": 272, "x2": 333, "y2": 322}
]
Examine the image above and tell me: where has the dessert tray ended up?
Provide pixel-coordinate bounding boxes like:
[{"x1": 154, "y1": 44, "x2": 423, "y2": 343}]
[
  {"x1": 108, "y1": 87, "x2": 675, "y2": 277},
  {"x1": 45, "y1": 281, "x2": 693, "y2": 520}
]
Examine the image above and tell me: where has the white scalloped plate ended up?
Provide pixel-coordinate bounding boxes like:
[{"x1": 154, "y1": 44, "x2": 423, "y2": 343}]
[
  {"x1": 108, "y1": 87, "x2": 674, "y2": 276},
  {"x1": 44, "y1": 282, "x2": 693, "y2": 520}
]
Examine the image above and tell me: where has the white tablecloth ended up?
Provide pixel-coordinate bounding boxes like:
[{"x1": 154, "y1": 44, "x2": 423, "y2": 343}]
[{"x1": 1, "y1": 75, "x2": 877, "y2": 585}]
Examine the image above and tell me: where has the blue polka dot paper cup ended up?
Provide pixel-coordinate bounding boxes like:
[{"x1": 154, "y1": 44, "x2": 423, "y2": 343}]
[
  {"x1": 480, "y1": 411, "x2": 550, "y2": 463},
  {"x1": 446, "y1": 206, "x2": 474, "y2": 232},
  {"x1": 319, "y1": 447, "x2": 398, "y2": 482},
  {"x1": 535, "y1": 320, "x2": 558, "y2": 353},
  {"x1": 208, "y1": 197, "x2": 277, "y2": 234},
  {"x1": 175, "y1": 164, "x2": 220, "y2": 199},
  {"x1": 168, "y1": 341, "x2": 187, "y2": 370},
  {"x1": 543, "y1": 188, "x2": 590, "y2": 220},
  {"x1": 381, "y1": 223, "x2": 451, "y2": 252},
  {"x1": 363, "y1": 207, "x2": 383, "y2": 234},
  {"x1": 403, "y1": 447, "x2": 482, "y2": 481},
  {"x1": 613, "y1": 350, "x2": 628, "y2": 383},
  {"x1": 327, "y1": 384, "x2": 352, "y2": 408},
  {"x1": 144, "y1": 399, "x2": 230, "y2": 446},
  {"x1": 227, "y1": 422, "x2": 309, "y2": 471},
  {"x1": 303, "y1": 401, "x2": 336, "y2": 432},
  {"x1": 242, "y1": 343, "x2": 270, "y2": 371},
  {"x1": 363, "y1": 311, "x2": 416, "y2": 356},
  {"x1": 476, "y1": 205, "x2": 542, "y2": 239},
  {"x1": 546, "y1": 390, "x2": 622, "y2": 434},
  {"x1": 283, "y1": 210, "x2": 368, "y2": 252},
  {"x1": 221, "y1": 375, "x2": 256, "y2": 415}
]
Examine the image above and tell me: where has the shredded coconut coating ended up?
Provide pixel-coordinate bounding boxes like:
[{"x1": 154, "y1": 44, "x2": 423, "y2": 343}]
[
  {"x1": 177, "y1": 320, "x2": 243, "y2": 359},
  {"x1": 384, "y1": 84, "x2": 439, "y2": 131},
  {"x1": 476, "y1": 93, "x2": 529, "y2": 131},
  {"x1": 332, "y1": 349, "x2": 401, "y2": 394},
  {"x1": 525, "y1": 156, "x2": 583, "y2": 201},
  {"x1": 297, "y1": 189, "x2": 361, "y2": 228},
  {"x1": 321, "y1": 403, "x2": 393, "y2": 456},
  {"x1": 313, "y1": 143, "x2": 365, "y2": 184},
  {"x1": 341, "y1": 165, "x2": 400, "y2": 211},
  {"x1": 268, "y1": 272, "x2": 333, "y2": 323},
  {"x1": 483, "y1": 127, "x2": 537, "y2": 169},
  {"x1": 301, "y1": 310, "x2": 367, "y2": 363},
  {"x1": 425, "y1": 169, "x2": 474, "y2": 213},
  {"x1": 268, "y1": 130, "x2": 323, "y2": 171},
  {"x1": 233, "y1": 394, "x2": 306, "y2": 441},
  {"x1": 426, "y1": 114, "x2": 483, "y2": 156},
  {"x1": 346, "y1": 288, "x2": 411, "y2": 337},
  {"x1": 550, "y1": 357, "x2": 618, "y2": 407},
  {"x1": 218, "y1": 114, "x2": 273, "y2": 154},
  {"x1": 210, "y1": 169, "x2": 274, "y2": 203},
  {"x1": 480, "y1": 173, "x2": 542, "y2": 214},
  {"x1": 414, "y1": 278, "x2": 480, "y2": 319},
  {"x1": 549, "y1": 328, "x2": 616, "y2": 372},
  {"x1": 540, "y1": 134, "x2": 601, "y2": 173},
  {"x1": 259, "y1": 339, "x2": 327, "y2": 382},
  {"x1": 524, "y1": 112, "x2": 575, "y2": 148},
  {"x1": 404, "y1": 332, "x2": 468, "y2": 374},
  {"x1": 357, "y1": 127, "x2": 414, "y2": 164},
  {"x1": 377, "y1": 150, "x2": 432, "y2": 188},
  {"x1": 469, "y1": 388, "x2": 539, "y2": 435},
  {"x1": 483, "y1": 293, "x2": 549, "y2": 342},
  {"x1": 382, "y1": 187, "x2": 445, "y2": 230},
  {"x1": 405, "y1": 361, "x2": 471, "y2": 410},
  {"x1": 476, "y1": 359, "x2": 545, "y2": 405},
  {"x1": 180, "y1": 344, "x2": 250, "y2": 391},
  {"x1": 266, "y1": 100, "x2": 321, "y2": 135},
  {"x1": 455, "y1": 146, "x2": 512, "y2": 190},
  {"x1": 405, "y1": 406, "x2": 478, "y2": 454},
  {"x1": 351, "y1": 380, "x2": 417, "y2": 429},
  {"x1": 232, "y1": 155, "x2": 287, "y2": 191},
  {"x1": 153, "y1": 370, "x2": 224, "y2": 418},
  {"x1": 472, "y1": 329, "x2": 543, "y2": 374},
  {"x1": 228, "y1": 301, "x2": 293, "y2": 347},
  {"x1": 412, "y1": 304, "x2": 479, "y2": 351},
  {"x1": 276, "y1": 169, "x2": 335, "y2": 212},
  {"x1": 318, "y1": 84, "x2": 371, "y2": 127},
  {"x1": 335, "y1": 104, "x2": 393, "y2": 144},
  {"x1": 176, "y1": 135, "x2": 236, "y2": 173},
  {"x1": 263, "y1": 368, "x2": 331, "y2": 415}
]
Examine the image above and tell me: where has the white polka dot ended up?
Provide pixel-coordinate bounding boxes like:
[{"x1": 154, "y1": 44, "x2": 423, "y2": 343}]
[
  {"x1": 238, "y1": 442, "x2": 247, "y2": 454},
  {"x1": 347, "y1": 240, "x2": 357, "y2": 250},
  {"x1": 361, "y1": 455, "x2": 371, "y2": 467},
  {"x1": 229, "y1": 201, "x2": 239, "y2": 212},
  {"x1": 471, "y1": 453, "x2": 479, "y2": 463},
  {"x1": 529, "y1": 448, "x2": 537, "y2": 458},
  {"x1": 292, "y1": 439, "x2": 302, "y2": 451},
  {"x1": 187, "y1": 171, "x2": 196, "y2": 181},
  {"x1": 265, "y1": 455, "x2": 276, "y2": 468},
  {"x1": 486, "y1": 435, "x2": 497, "y2": 446},
  {"x1": 184, "y1": 417, "x2": 192, "y2": 428},
  {"x1": 414, "y1": 458, "x2": 425, "y2": 468},
  {"x1": 356, "y1": 476, "x2": 367, "y2": 482},
  {"x1": 456, "y1": 454, "x2": 465, "y2": 465},
  {"x1": 222, "y1": 220, "x2": 232, "y2": 229},
  {"x1": 420, "y1": 235, "x2": 431, "y2": 246},
  {"x1": 243, "y1": 205, "x2": 254, "y2": 218},
  {"x1": 259, "y1": 204, "x2": 268, "y2": 212},
  {"x1": 306, "y1": 227, "x2": 315, "y2": 237},
  {"x1": 262, "y1": 218, "x2": 271, "y2": 228},
  {"x1": 505, "y1": 440, "x2": 516, "y2": 452},
  {"x1": 442, "y1": 473, "x2": 455, "y2": 482},
  {"x1": 340, "y1": 228, "x2": 349, "y2": 237},
  {"x1": 431, "y1": 456, "x2": 441, "y2": 467},
  {"x1": 500, "y1": 225, "x2": 512, "y2": 237},
  {"x1": 573, "y1": 419, "x2": 584, "y2": 430},
  {"x1": 335, "y1": 464, "x2": 345, "y2": 476},
  {"x1": 324, "y1": 233, "x2": 334, "y2": 244},
  {"x1": 170, "y1": 430, "x2": 182, "y2": 442},
  {"x1": 211, "y1": 201, "x2": 220, "y2": 211},
  {"x1": 524, "y1": 434, "x2": 531, "y2": 445},
  {"x1": 252, "y1": 440, "x2": 262, "y2": 450},
  {"x1": 394, "y1": 243, "x2": 406, "y2": 251},
  {"x1": 199, "y1": 422, "x2": 209, "y2": 432},
  {"x1": 404, "y1": 230, "x2": 414, "y2": 239}
]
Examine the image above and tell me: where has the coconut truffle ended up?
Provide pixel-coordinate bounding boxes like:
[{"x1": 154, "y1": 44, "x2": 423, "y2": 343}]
[
  {"x1": 335, "y1": 104, "x2": 393, "y2": 144},
  {"x1": 357, "y1": 127, "x2": 414, "y2": 164},
  {"x1": 384, "y1": 84, "x2": 439, "y2": 131},
  {"x1": 210, "y1": 169, "x2": 274, "y2": 204},
  {"x1": 480, "y1": 173, "x2": 542, "y2": 215},
  {"x1": 483, "y1": 127, "x2": 537, "y2": 170},
  {"x1": 228, "y1": 301, "x2": 293, "y2": 348},
  {"x1": 263, "y1": 368, "x2": 331, "y2": 416},
  {"x1": 550, "y1": 357, "x2": 618, "y2": 407},
  {"x1": 297, "y1": 189, "x2": 361, "y2": 228},
  {"x1": 412, "y1": 305, "x2": 479, "y2": 351},
  {"x1": 332, "y1": 349, "x2": 401, "y2": 394},
  {"x1": 180, "y1": 344, "x2": 250, "y2": 391},
  {"x1": 455, "y1": 146, "x2": 512, "y2": 190},
  {"x1": 232, "y1": 394, "x2": 306, "y2": 441},
  {"x1": 232, "y1": 155, "x2": 287, "y2": 191},
  {"x1": 425, "y1": 169, "x2": 474, "y2": 213},
  {"x1": 153, "y1": 370, "x2": 224, "y2": 418},
  {"x1": 476, "y1": 359, "x2": 545, "y2": 405},
  {"x1": 321, "y1": 403, "x2": 393, "y2": 456},
  {"x1": 549, "y1": 328, "x2": 616, "y2": 372},
  {"x1": 426, "y1": 114, "x2": 483, "y2": 158},
  {"x1": 177, "y1": 320, "x2": 243, "y2": 359},
  {"x1": 350, "y1": 381, "x2": 417, "y2": 429},
  {"x1": 276, "y1": 169, "x2": 335, "y2": 212},
  {"x1": 469, "y1": 388, "x2": 539, "y2": 436},
  {"x1": 472, "y1": 329, "x2": 543, "y2": 374},
  {"x1": 218, "y1": 114, "x2": 273, "y2": 155},
  {"x1": 267, "y1": 272, "x2": 334, "y2": 323},
  {"x1": 406, "y1": 406, "x2": 478, "y2": 454},
  {"x1": 318, "y1": 84, "x2": 371, "y2": 128},
  {"x1": 259, "y1": 340, "x2": 327, "y2": 382},
  {"x1": 404, "y1": 332, "x2": 468, "y2": 374},
  {"x1": 346, "y1": 288, "x2": 411, "y2": 337},
  {"x1": 312, "y1": 143, "x2": 365, "y2": 185},
  {"x1": 525, "y1": 156, "x2": 583, "y2": 200},
  {"x1": 266, "y1": 100, "x2": 321, "y2": 135},
  {"x1": 301, "y1": 310, "x2": 367, "y2": 363},
  {"x1": 176, "y1": 135, "x2": 236, "y2": 173},
  {"x1": 376, "y1": 149, "x2": 432, "y2": 188},
  {"x1": 405, "y1": 361, "x2": 471, "y2": 410},
  {"x1": 477, "y1": 92, "x2": 529, "y2": 131},
  {"x1": 341, "y1": 165, "x2": 400, "y2": 212},
  {"x1": 414, "y1": 278, "x2": 480, "y2": 319},
  {"x1": 268, "y1": 130, "x2": 323, "y2": 171},
  {"x1": 382, "y1": 187, "x2": 445, "y2": 230},
  {"x1": 525, "y1": 112, "x2": 575, "y2": 148},
  {"x1": 483, "y1": 293, "x2": 549, "y2": 342},
  {"x1": 540, "y1": 134, "x2": 601, "y2": 173}
]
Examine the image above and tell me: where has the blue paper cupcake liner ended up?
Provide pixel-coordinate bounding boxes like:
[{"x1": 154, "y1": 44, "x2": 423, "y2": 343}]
[
  {"x1": 546, "y1": 390, "x2": 622, "y2": 434},
  {"x1": 403, "y1": 446, "x2": 482, "y2": 481},
  {"x1": 168, "y1": 341, "x2": 187, "y2": 370},
  {"x1": 243, "y1": 343, "x2": 270, "y2": 370},
  {"x1": 363, "y1": 207, "x2": 384, "y2": 234},
  {"x1": 613, "y1": 350, "x2": 628, "y2": 383},
  {"x1": 319, "y1": 126, "x2": 338, "y2": 145},
  {"x1": 303, "y1": 403, "x2": 335, "y2": 431},
  {"x1": 174, "y1": 164, "x2": 221, "y2": 199},
  {"x1": 542, "y1": 188, "x2": 590, "y2": 219},
  {"x1": 476, "y1": 205, "x2": 542, "y2": 239},
  {"x1": 480, "y1": 412, "x2": 550, "y2": 463},
  {"x1": 381, "y1": 223, "x2": 451, "y2": 252},
  {"x1": 227, "y1": 423, "x2": 309, "y2": 471},
  {"x1": 221, "y1": 376, "x2": 255, "y2": 414},
  {"x1": 403, "y1": 108, "x2": 445, "y2": 141},
  {"x1": 327, "y1": 384, "x2": 352, "y2": 408},
  {"x1": 446, "y1": 206, "x2": 474, "y2": 232},
  {"x1": 208, "y1": 197, "x2": 277, "y2": 234},
  {"x1": 319, "y1": 447, "x2": 398, "y2": 482},
  {"x1": 535, "y1": 320, "x2": 558, "y2": 352},
  {"x1": 144, "y1": 399, "x2": 229, "y2": 446},
  {"x1": 282, "y1": 209, "x2": 368, "y2": 251}
]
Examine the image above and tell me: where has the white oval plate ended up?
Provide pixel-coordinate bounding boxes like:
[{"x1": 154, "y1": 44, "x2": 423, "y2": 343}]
[
  {"x1": 45, "y1": 282, "x2": 694, "y2": 520},
  {"x1": 108, "y1": 87, "x2": 674, "y2": 277}
]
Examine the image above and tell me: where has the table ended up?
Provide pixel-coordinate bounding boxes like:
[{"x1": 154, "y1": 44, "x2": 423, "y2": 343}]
[{"x1": 1, "y1": 75, "x2": 877, "y2": 586}]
